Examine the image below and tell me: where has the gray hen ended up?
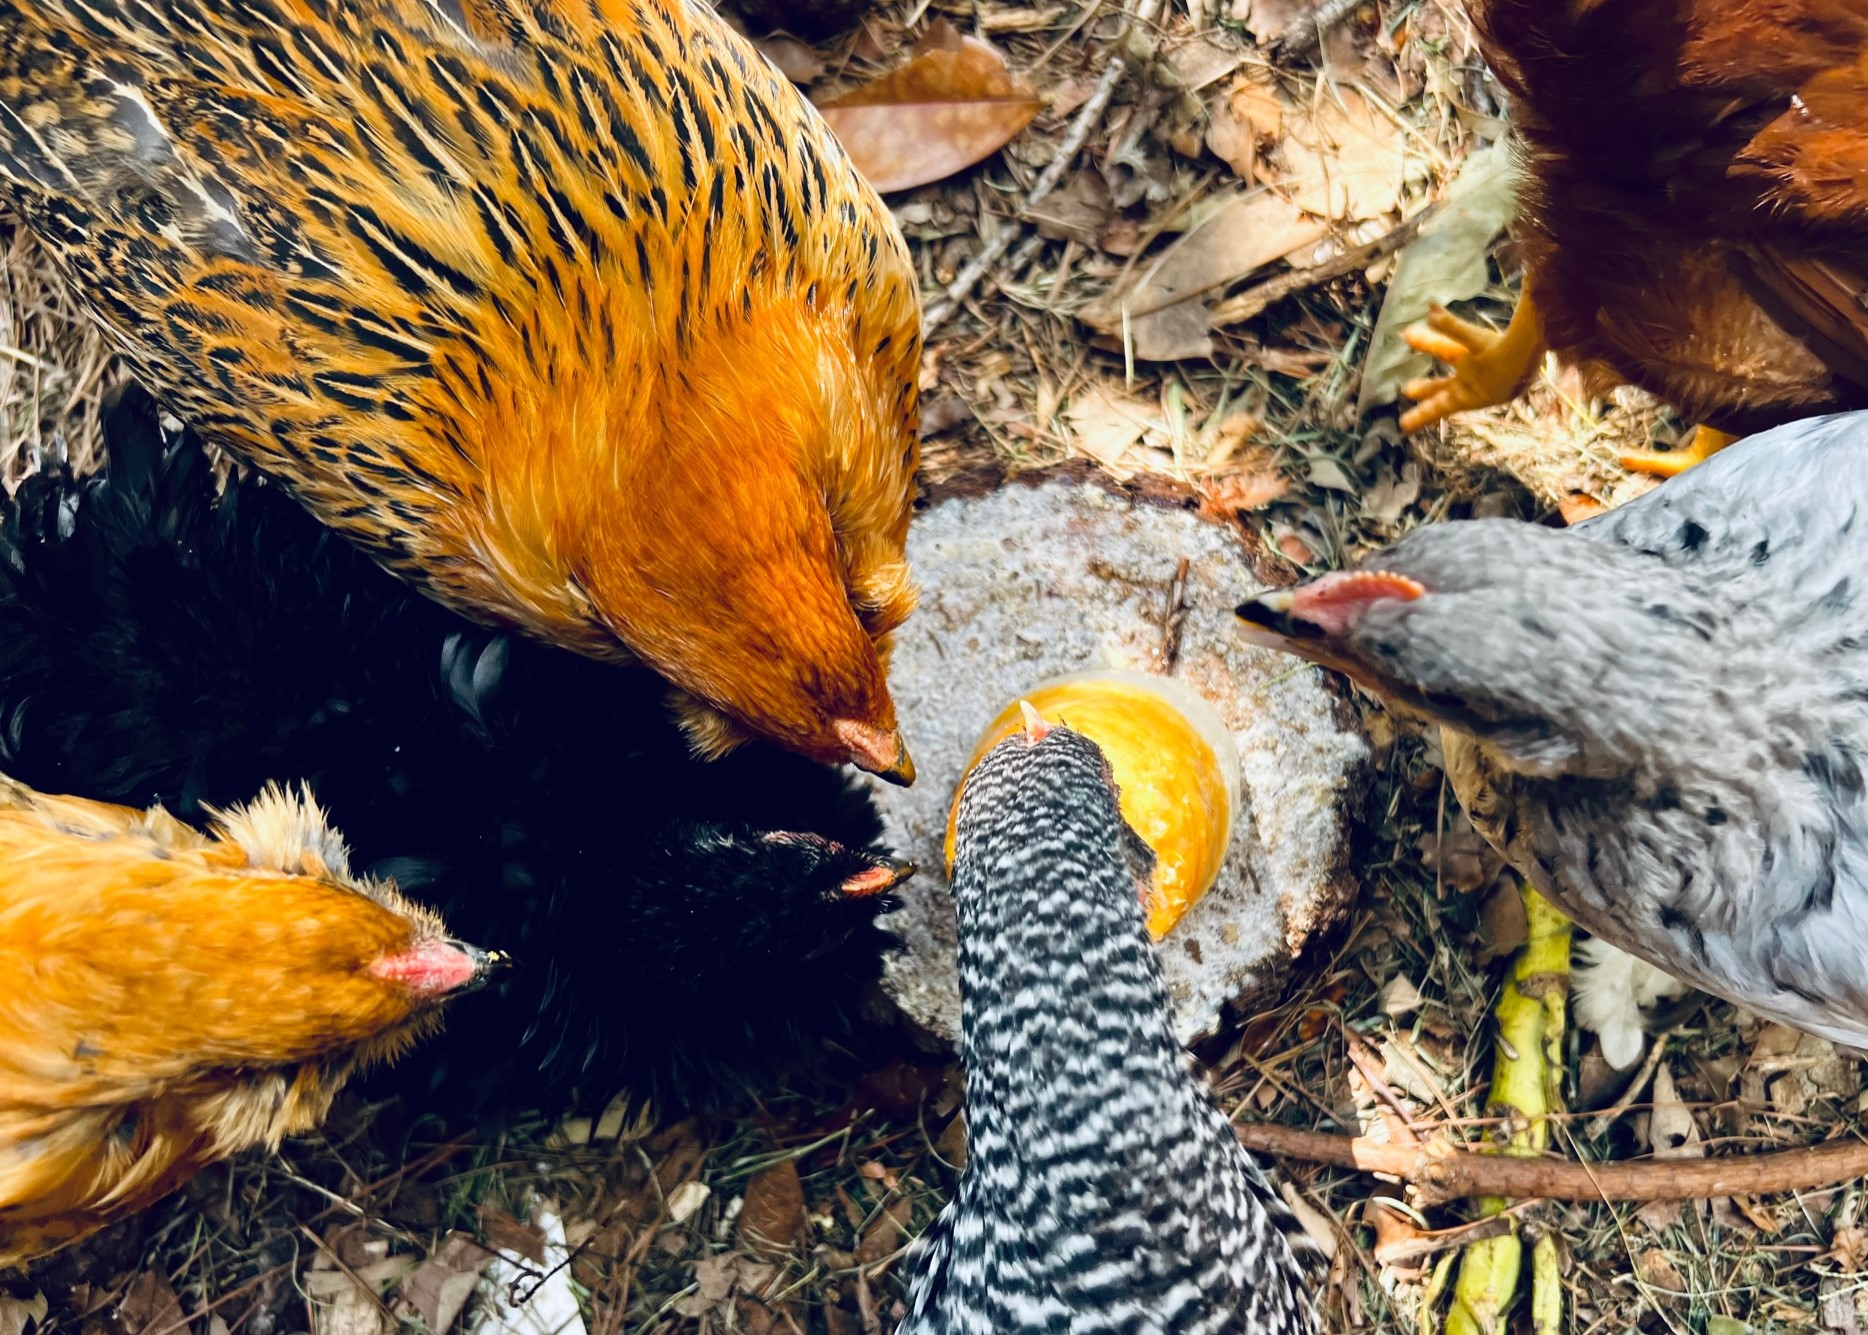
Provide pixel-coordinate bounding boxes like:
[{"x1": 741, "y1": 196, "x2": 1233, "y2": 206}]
[
  {"x1": 1237, "y1": 411, "x2": 1868, "y2": 1050},
  {"x1": 900, "y1": 714, "x2": 1321, "y2": 1335}
]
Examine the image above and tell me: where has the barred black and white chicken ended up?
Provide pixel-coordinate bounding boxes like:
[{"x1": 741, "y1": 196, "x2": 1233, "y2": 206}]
[{"x1": 900, "y1": 710, "x2": 1321, "y2": 1335}]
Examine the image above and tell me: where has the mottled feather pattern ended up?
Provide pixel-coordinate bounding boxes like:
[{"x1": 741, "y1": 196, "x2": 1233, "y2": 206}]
[
  {"x1": 901, "y1": 726, "x2": 1320, "y2": 1335},
  {"x1": 1472, "y1": 0, "x2": 1868, "y2": 431},
  {"x1": 1325, "y1": 414, "x2": 1868, "y2": 1048},
  {"x1": 0, "y1": 0, "x2": 922, "y2": 766}
]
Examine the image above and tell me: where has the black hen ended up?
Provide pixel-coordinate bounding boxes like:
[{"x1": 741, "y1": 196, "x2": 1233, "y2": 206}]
[{"x1": 0, "y1": 384, "x2": 910, "y2": 1123}]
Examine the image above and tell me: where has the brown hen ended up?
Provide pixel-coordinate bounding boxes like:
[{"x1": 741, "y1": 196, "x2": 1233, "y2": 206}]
[
  {"x1": 1399, "y1": 0, "x2": 1868, "y2": 476},
  {"x1": 0, "y1": 0, "x2": 921, "y2": 779},
  {"x1": 0, "y1": 776, "x2": 493, "y2": 1269}
]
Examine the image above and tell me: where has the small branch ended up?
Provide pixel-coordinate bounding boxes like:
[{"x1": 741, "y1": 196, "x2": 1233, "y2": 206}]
[
  {"x1": 1233, "y1": 1124, "x2": 1868, "y2": 1207},
  {"x1": 1206, "y1": 207, "x2": 1433, "y2": 328},
  {"x1": 923, "y1": 0, "x2": 1166, "y2": 333}
]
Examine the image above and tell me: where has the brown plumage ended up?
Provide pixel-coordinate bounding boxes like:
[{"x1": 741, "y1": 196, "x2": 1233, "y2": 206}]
[
  {"x1": 0, "y1": 0, "x2": 922, "y2": 779},
  {"x1": 1399, "y1": 0, "x2": 1868, "y2": 473},
  {"x1": 0, "y1": 776, "x2": 493, "y2": 1269}
]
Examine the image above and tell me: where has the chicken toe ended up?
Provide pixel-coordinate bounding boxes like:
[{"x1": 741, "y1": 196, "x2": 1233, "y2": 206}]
[
  {"x1": 1619, "y1": 425, "x2": 1740, "y2": 479},
  {"x1": 1399, "y1": 297, "x2": 1548, "y2": 432}
]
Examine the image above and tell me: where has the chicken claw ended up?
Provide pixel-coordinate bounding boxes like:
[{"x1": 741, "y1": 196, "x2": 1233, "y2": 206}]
[
  {"x1": 1398, "y1": 296, "x2": 1548, "y2": 432},
  {"x1": 1619, "y1": 425, "x2": 1740, "y2": 478}
]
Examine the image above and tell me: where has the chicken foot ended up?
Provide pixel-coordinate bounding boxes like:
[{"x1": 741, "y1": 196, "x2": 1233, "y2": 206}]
[
  {"x1": 1398, "y1": 295, "x2": 1548, "y2": 433},
  {"x1": 1619, "y1": 425, "x2": 1740, "y2": 478}
]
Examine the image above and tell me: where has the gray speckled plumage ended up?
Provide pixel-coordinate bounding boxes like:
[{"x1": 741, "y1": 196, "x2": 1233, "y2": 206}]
[
  {"x1": 900, "y1": 724, "x2": 1321, "y2": 1335},
  {"x1": 1238, "y1": 411, "x2": 1868, "y2": 1050}
]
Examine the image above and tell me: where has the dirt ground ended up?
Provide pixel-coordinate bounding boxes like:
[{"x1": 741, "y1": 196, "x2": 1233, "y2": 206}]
[{"x1": 2, "y1": 0, "x2": 1864, "y2": 1332}]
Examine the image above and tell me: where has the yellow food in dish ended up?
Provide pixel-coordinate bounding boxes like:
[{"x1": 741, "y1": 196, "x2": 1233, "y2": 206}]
[{"x1": 945, "y1": 671, "x2": 1238, "y2": 938}]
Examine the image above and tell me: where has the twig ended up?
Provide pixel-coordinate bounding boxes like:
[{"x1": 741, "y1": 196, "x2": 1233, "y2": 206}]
[
  {"x1": 923, "y1": 0, "x2": 1166, "y2": 333},
  {"x1": 1233, "y1": 1123, "x2": 1868, "y2": 1206},
  {"x1": 1157, "y1": 556, "x2": 1191, "y2": 671},
  {"x1": 1206, "y1": 206, "x2": 1434, "y2": 328},
  {"x1": 1584, "y1": 1026, "x2": 1678, "y2": 1140},
  {"x1": 1271, "y1": 0, "x2": 1366, "y2": 63}
]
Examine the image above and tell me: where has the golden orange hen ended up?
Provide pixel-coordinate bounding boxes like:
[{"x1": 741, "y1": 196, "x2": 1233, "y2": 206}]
[
  {"x1": 0, "y1": 775, "x2": 493, "y2": 1269},
  {"x1": 0, "y1": 0, "x2": 922, "y2": 780},
  {"x1": 1399, "y1": 0, "x2": 1868, "y2": 476}
]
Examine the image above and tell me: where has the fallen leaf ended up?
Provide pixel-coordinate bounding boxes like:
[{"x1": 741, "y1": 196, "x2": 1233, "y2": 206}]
[
  {"x1": 1475, "y1": 878, "x2": 1527, "y2": 963},
  {"x1": 1379, "y1": 972, "x2": 1424, "y2": 1018},
  {"x1": 666, "y1": 1179, "x2": 712, "y2": 1226},
  {"x1": 0, "y1": 1293, "x2": 45, "y2": 1335},
  {"x1": 1162, "y1": 34, "x2": 1248, "y2": 93},
  {"x1": 1063, "y1": 385, "x2": 1167, "y2": 478},
  {"x1": 1206, "y1": 77, "x2": 1283, "y2": 182},
  {"x1": 395, "y1": 1234, "x2": 491, "y2": 1335},
  {"x1": 1079, "y1": 193, "x2": 1327, "y2": 360},
  {"x1": 1357, "y1": 138, "x2": 1520, "y2": 417},
  {"x1": 1026, "y1": 168, "x2": 1113, "y2": 246},
  {"x1": 1306, "y1": 456, "x2": 1356, "y2": 492},
  {"x1": 934, "y1": 1110, "x2": 968, "y2": 1169},
  {"x1": 738, "y1": 1160, "x2": 807, "y2": 1255},
  {"x1": 478, "y1": 1205, "x2": 546, "y2": 1265},
  {"x1": 1362, "y1": 458, "x2": 1423, "y2": 523},
  {"x1": 1635, "y1": 1248, "x2": 1685, "y2": 1291},
  {"x1": 119, "y1": 1273, "x2": 186, "y2": 1333},
  {"x1": 1277, "y1": 88, "x2": 1404, "y2": 222},
  {"x1": 856, "y1": 1197, "x2": 915, "y2": 1266},
  {"x1": 818, "y1": 23, "x2": 1041, "y2": 193},
  {"x1": 752, "y1": 34, "x2": 826, "y2": 83},
  {"x1": 1418, "y1": 826, "x2": 1505, "y2": 896},
  {"x1": 1201, "y1": 461, "x2": 1289, "y2": 515},
  {"x1": 674, "y1": 1254, "x2": 738, "y2": 1318},
  {"x1": 1277, "y1": 531, "x2": 1317, "y2": 564}
]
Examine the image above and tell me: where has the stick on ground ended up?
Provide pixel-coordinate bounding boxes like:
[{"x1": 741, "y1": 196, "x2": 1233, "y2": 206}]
[{"x1": 1233, "y1": 1123, "x2": 1868, "y2": 1207}]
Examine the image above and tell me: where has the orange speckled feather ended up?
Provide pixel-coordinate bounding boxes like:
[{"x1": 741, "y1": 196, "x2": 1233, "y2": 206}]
[
  {"x1": 0, "y1": 0, "x2": 922, "y2": 770},
  {"x1": 0, "y1": 778, "x2": 463, "y2": 1268},
  {"x1": 1472, "y1": 0, "x2": 1868, "y2": 432}
]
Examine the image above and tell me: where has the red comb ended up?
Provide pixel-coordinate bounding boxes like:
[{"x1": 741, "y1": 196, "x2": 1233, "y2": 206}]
[{"x1": 1290, "y1": 570, "x2": 1425, "y2": 635}]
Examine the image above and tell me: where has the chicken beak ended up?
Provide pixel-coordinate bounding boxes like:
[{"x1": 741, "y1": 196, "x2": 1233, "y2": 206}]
[
  {"x1": 1018, "y1": 699, "x2": 1052, "y2": 744},
  {"x1": 840, "y1": 856, "x2": 917, "y2": 897},
  {"x1": 457, "y1": 943, "x2": 512, "y2": 994},
  {"x1": 835, "y1": 718, "x2": 917, "y2": 786},
  {"x1": 371, "y1": 938, "x2": 510, "y2": 997},
  {"x1": 1234, "y1": 588, "x2": 1302, "y2": 640}
]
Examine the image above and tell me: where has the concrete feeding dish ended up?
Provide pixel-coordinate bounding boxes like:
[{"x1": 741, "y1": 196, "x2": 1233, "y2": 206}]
[{"x1": 871, "y1": 472, "x2": 1370, "y2": 1045}]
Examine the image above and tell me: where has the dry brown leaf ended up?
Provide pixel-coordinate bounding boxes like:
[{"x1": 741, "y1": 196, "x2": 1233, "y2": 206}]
[
  {"x1": 1475, "y1": 877, "x2": 1528, "y2": 963},
  {"x1": 1063, "y1": 385, "x2": 1166, "y2": 478},
  {"x1": 1366, "y1": 1199, "x2": 1431, "y2": 1267},
  {"x1": 396, "y1": 1234, "x2": 492, "y2": 1335},
  {"x1": 738, "y1": 1160, "x2": 808, "y2": 1255},
  {"x1": 818, "y1": 22, "x2": 1041, "y2": 193},
  {"x1": 1417, "y1": 826, "x2": 1503, "y2": 896},
  {"x1": 1277, "y1": 88, "x2": 1405, "y2": 221},
  {"x1": 1201, "y1": 462, "x2": 1289, "y2": 514},
  {"x1": 477, "y1": 1205, "x2": 546, "y2": 1265},
  {"x1": 1079, "y1": 194, "x2": 1327, "y2": 360},
  {"x1": 119, "y1": 1273, "x2": 186, "y2": 1333},
  {"x1": 1206, "y1": 77, "x2": 1283, "y2": 182},
  {"x1": 857, "y1": 1197, "x2": 915, "y2": 1267},
  {"x1": 1026, "y1": 168, "x2": 1113, "y2": 246},
  {"x1": 752, "y1": 34, "x2": 826, "y2": 84}
]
